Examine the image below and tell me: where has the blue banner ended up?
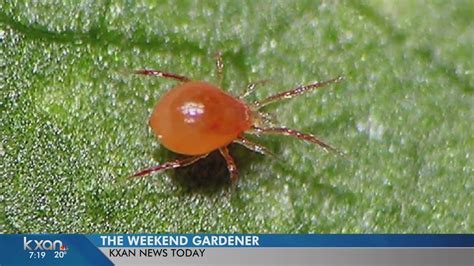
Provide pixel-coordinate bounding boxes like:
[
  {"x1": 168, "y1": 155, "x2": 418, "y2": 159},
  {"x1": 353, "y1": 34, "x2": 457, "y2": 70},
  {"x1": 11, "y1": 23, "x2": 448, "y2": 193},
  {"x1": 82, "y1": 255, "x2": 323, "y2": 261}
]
[{"x1": 87, "y1": 234, "x2": 474, "y2": 248}]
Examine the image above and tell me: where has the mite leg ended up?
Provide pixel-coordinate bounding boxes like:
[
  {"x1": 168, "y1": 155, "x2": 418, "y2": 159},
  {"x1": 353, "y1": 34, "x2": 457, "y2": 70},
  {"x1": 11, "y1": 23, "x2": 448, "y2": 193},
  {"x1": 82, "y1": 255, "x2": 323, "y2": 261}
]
[
  {"x1": 215, "y1": 51, "x2": 224, "y2": 86},
  {"x1": 134, "y1": 69, "x2": 190, "y2": 82},
  {"x1": 129, "y1": 155, "x2": 207, "y2": 178},
  {"x1": 239, "y1": 79, "x2": 271, "y2": 99},
  {"x1": 219, "y1": 146, "x2": 239, "y2": 185},
  {"x1": 253, "y1": 76, "x2": 343, "y2": 109},
  {"x1": 234, "y1": 136, "x2": 277, "y2": 158},
  {"x1": 250, "y1": 126, "x2": 342, "y2": 155}
]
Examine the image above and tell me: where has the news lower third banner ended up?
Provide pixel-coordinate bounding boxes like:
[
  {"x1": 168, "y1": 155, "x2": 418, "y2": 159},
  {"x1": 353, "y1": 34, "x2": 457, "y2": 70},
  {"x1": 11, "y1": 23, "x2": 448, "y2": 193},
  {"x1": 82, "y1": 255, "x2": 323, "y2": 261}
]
[{"x1": 0, "y1": 234, "x2": 472, "y2": 265}]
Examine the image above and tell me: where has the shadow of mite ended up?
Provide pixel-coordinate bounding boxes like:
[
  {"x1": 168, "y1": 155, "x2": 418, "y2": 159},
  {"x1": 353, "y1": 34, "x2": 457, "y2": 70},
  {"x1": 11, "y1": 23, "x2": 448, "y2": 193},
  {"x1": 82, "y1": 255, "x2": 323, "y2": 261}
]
[{"x1": 151, "y1": 142, "x2": 270, "y2": 194}]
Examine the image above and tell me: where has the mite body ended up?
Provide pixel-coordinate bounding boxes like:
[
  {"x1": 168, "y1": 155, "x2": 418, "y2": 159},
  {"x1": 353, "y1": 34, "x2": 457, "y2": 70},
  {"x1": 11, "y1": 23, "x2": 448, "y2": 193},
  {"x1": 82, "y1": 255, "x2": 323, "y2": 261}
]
[
  {"x1": 131, "y1": 54, "x2": 343, "y2": 185},
  {"x1": 150, "y1": 81, "x2": 252, "y2": 155}
]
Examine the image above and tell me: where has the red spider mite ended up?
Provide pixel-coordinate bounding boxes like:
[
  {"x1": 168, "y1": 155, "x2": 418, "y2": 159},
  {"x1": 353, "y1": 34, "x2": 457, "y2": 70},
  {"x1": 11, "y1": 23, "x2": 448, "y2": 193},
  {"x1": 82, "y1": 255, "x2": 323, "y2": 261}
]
[{"x1": 131, "y1": 52, "x2": 343, "y2": 186}]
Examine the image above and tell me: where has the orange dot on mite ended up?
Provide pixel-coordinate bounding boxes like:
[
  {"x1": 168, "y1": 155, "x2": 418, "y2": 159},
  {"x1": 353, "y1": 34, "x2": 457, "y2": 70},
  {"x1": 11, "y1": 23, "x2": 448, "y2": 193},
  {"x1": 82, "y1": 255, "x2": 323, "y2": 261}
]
[{"x1": 150, "y1": 81, "x2": 253, "y2": 156}]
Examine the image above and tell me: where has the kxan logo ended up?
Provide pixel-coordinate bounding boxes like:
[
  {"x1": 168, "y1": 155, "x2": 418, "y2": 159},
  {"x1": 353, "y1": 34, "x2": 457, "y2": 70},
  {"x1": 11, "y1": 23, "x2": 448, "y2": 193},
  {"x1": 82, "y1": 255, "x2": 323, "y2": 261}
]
[{"x1": 23, "y1": 237, "x2": 69, "y2": 251}]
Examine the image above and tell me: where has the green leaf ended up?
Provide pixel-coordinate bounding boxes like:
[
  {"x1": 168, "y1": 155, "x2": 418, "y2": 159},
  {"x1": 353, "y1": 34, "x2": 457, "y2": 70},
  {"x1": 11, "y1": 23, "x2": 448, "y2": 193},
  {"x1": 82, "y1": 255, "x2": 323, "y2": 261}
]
[{"x1": 1, "y1": 0, "x2": 472, "y2": 233}]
